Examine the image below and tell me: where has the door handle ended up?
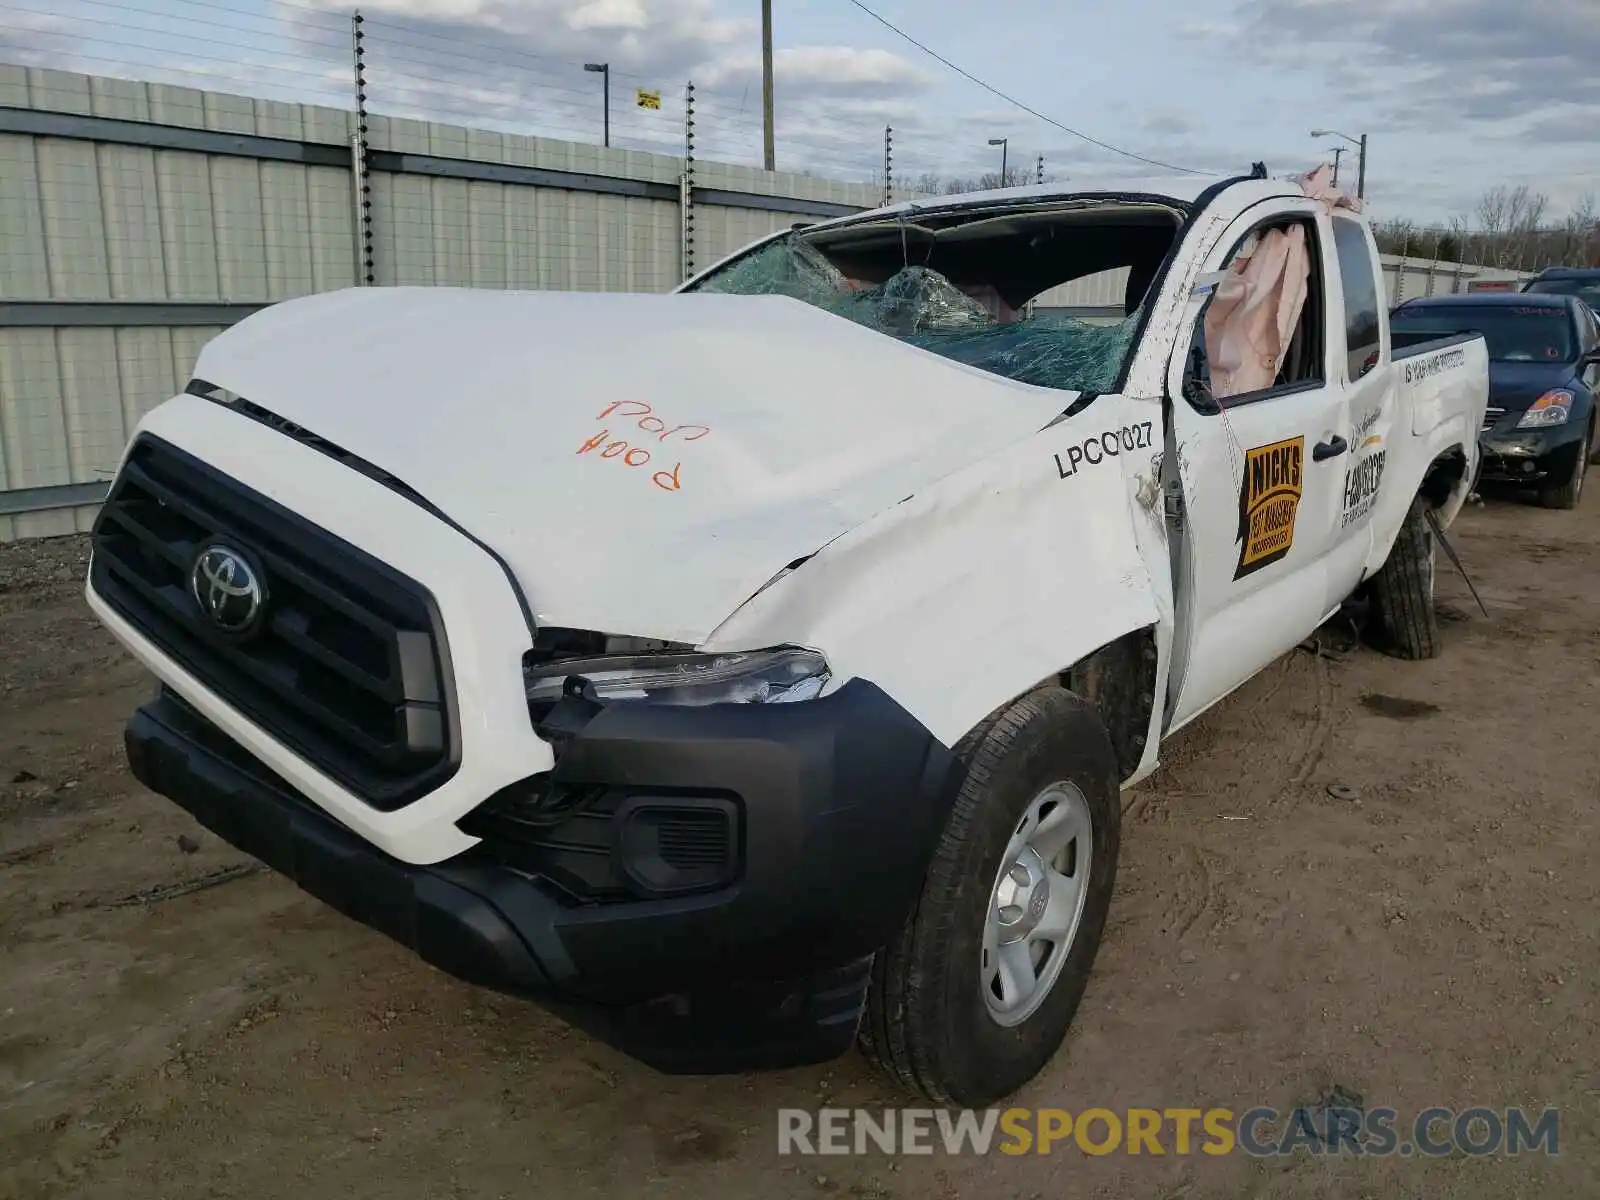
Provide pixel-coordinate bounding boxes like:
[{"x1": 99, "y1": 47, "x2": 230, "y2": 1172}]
[{"x1": 1313, "y1": 435, "x2": 1348, "y2": 461}]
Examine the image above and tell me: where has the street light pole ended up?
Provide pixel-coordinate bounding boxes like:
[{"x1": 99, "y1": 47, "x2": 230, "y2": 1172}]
[
  {"x1": 761, "y1": 0, "x2": 775, "y2": 172},
  {"x1": 585, "y1": 62, "x2": 610, "y2": 147},
  {"x1": 988, "y1": 137, "x2": 1007, "y2": 186},
  {"x1": 1310, "y1": 127, "x2": 1367, "y2": 200}
]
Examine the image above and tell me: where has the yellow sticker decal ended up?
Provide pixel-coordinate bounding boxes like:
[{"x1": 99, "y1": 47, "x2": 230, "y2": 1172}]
[{"x1": 1234, "y1": 436, "x2": 1304, "y2": 579}]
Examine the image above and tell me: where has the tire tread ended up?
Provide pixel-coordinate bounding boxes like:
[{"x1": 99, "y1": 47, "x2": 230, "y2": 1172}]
[
  {"x1": 857, "y1": 687, "x2": 1118, "y2": 1105},
  {"x1": 1368, "y1": 495, "x2": 1439, "y2": 661}
]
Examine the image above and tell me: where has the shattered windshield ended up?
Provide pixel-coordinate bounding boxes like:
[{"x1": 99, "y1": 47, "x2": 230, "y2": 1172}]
[{"x1": 683, "y1": 230, "x2": 1150, "y2": 394}]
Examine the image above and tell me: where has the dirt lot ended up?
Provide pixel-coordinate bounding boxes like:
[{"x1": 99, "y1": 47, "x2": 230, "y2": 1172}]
[{"x1": 1, "y1": 490, "x2": 1596, "y2": 1200}]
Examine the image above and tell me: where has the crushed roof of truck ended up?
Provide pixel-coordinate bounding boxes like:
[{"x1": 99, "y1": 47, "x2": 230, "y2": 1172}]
[{"x1": 861, "y1": 173, "x2": 1272, "y2": 221}]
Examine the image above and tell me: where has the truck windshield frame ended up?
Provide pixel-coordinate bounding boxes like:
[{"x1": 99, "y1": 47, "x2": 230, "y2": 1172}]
[{"x1": 681, "y1": 198, "x2": 1188, "y2": 395}]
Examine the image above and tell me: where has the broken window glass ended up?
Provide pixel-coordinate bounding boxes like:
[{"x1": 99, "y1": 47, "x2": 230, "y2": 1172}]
[{"x1": 686, "y1": 233, "x2": 1142, "y2": 395}]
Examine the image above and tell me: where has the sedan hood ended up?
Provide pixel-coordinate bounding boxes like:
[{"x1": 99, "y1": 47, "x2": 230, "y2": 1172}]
[
  {"x1": 191, "y1": 287, "x2": 1076, "y2": 643},
  {"x1": 1487, "y1": 359, "x2": 1575, "y2": 410}
]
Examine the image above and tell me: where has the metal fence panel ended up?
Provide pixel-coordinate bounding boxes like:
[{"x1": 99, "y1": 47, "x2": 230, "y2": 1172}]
[{"x1": 0, "y1": 65, "x2": 1534, "y2": 539}]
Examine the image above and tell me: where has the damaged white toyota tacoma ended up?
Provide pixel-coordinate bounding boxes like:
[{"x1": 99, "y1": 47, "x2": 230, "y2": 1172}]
[{"x1": 86, "y1": 167, "x2": 1487, "y2": 1105}]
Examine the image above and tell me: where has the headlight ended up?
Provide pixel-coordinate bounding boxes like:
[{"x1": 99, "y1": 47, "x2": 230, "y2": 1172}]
[
  {"x1": 524, "y1": 647, "x2": 830, "y2": 707},
  {"x1": 1516, "y1": 389, "x2": 1573, "y2": 428}
]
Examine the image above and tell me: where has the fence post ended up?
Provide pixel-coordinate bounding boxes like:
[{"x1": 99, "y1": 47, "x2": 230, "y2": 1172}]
[
  {"x1": 882, "y1": 125, "x2": 893, "y2": 207},
  {"x1": 350, "y1": 11, "x2": 375, "y2": 285},
  {"x1": 1394, "y1": 228, "x2": 1411, "y2": 302},
  {"x1": 680, "y1": 81, "x2": 696, "y2": 283}
]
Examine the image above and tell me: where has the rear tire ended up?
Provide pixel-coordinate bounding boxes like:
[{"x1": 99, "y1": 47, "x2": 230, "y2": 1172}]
[
  {"x1": 857, "y1": 686, "x2": 1121, "y2": 1106},
  {"x1": 1366, "y1": 495, "x2": 1439, "y2": 660},
  {"x1": 1540, "y1": 428, "x2": 1589, "y2": 509}
]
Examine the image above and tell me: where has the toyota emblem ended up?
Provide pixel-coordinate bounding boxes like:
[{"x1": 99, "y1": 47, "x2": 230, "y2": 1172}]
[{"x1": 190, "y1": 544, "x2": 266, "y2": 635}]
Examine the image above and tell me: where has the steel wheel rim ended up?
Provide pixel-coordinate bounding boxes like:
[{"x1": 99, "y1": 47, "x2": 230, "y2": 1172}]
[{"x1": 981, "y1": 781, "x2": 1093, "y2": 1027}]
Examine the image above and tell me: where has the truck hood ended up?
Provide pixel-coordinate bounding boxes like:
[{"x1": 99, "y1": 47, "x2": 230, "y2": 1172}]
[{"x1": 191, "y1": 286, "x2": 1078, "y2": 644}]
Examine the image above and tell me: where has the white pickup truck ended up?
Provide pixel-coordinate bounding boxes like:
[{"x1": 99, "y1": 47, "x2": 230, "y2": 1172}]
[{"x1": 86, "y1": 169, "x2": 1487, "y2": 1106}]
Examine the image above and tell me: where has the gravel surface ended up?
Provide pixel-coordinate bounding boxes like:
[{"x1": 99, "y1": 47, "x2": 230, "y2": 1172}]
[{"x1": 2, "y1": 492, "x2": 1597, "y2": 1199}]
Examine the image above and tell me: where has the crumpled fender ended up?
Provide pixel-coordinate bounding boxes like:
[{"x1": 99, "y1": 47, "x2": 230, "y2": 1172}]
[
  {"x1": 702, "y1": 394, "x2": 1172, "y2": 758},
  {"x1": 1363, "y1": 412, "x2": 1479, "y2": 578}
]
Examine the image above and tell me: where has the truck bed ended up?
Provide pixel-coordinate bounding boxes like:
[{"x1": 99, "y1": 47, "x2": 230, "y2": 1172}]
[{"x1": 1391, "y1": 329, "x2": 1484, "y2": 360}]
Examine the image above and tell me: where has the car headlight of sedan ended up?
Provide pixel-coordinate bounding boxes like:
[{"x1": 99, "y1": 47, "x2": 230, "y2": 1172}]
[
  {"x1": 1516, "y1": 389, "x2": 1573, "y2": 428},
  {"x1": 524, "y1": 646, "x2": 830, "y2": 707}
]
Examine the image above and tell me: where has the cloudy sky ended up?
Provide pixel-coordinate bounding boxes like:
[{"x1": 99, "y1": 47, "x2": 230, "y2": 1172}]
[{"x1": 3, "y1": 0, "x2": 1598, "y2": 223}]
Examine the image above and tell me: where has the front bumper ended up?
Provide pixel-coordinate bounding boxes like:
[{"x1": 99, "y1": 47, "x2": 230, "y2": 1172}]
[
  {"x1": 126, "y1": 682, "x2": 958, "y2": 1073},
  {"x1": 1478, "y1": 419, "x2": 1587, "y2": 484}
]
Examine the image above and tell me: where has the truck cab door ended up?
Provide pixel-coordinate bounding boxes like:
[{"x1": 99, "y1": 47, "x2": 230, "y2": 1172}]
[
  {"x1": 1160, "y1": 202, "x2": 1355, "y2": 733},
  {"x1": 1324, "y1": 213, "x2": 1394, "y2": 608}
]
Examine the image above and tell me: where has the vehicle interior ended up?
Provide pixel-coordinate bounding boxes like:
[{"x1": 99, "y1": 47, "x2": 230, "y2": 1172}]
[
  {"x1": 797, "y1": 199, "x2": 1187, "y2": 318},
  {"x1": 685, "y1": 198, "x2": 1189, "y2": 392}
]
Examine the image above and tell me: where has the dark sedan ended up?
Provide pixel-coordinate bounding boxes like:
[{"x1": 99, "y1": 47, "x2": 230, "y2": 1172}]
[
  {"x1": 1390, "y1": 292, "x2": 1600, "y2": 508},
  {"x1": 1523, "y1": 265, "x2": 1600, "y2": 313}
]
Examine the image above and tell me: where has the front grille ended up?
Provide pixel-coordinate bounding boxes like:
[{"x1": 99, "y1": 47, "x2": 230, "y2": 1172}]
[
  {"x1": 1482, "y1": 406, "x2": 1505, "y2": 433},
  {"x1": 90, "y1": 435, "x2": 457, "y2": 809},
  {"x1": 459, "y1": 779, "x2": 626, "y2": 902}
]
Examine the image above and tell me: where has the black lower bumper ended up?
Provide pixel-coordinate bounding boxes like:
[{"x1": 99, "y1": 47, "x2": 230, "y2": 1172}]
[
  {"x1": 1478, "y1": 423, "x2": 1587, "y2": 485},
  {"x1": 125, "y1": 684, "x2": 957, "y2": 1073}
]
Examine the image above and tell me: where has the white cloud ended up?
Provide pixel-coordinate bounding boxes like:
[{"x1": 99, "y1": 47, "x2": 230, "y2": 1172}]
[
  {"x1": 699, "y1": 46, "x2": 933, "y2": 93},
  {"x1": 567, "y1": 0, "x2": 651, "y2": 33}
]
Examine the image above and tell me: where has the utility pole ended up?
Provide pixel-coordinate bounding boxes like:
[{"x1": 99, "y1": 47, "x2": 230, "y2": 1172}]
[
  {"x1": 1356, "y1": 133, "x2": 1367, "y2": 201},
  {"x1": 1327, "y1": 146, "x2": 1344, "y2": 186},
  {"x1": 761, "y1": 0, "x2": 775, "y2": 172}
]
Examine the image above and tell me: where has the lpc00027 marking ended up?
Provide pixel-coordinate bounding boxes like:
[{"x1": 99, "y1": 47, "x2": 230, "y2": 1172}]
[{"x1": 1055, "y1": 422, "x2": 1156, "y2": 479}]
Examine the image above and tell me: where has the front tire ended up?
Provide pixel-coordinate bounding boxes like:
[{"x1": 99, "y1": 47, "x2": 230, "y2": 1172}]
[
  {"x1": 1365, "y1": 494, "x2": 1440, "y2": 660},
  {"x1": 1540, "y1": 428, "x2": 1590, "y2": 509},
  {"x1": 857, "y1": 686, "x2": 1121, "y2": 1106}
]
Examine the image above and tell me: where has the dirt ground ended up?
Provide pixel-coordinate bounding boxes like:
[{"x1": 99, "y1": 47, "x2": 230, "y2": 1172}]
[{"x1": 1, "y1": 487, "x2": 1596, "y2": 1200}]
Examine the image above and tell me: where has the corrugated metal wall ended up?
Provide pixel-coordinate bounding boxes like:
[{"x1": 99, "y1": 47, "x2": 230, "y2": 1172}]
[
  {"x1": 0, "y1": 66, "x2": 884, "y2": 539},
  {"x1": 0, "y1": 65, "x2": 1530, "y2": 540}
]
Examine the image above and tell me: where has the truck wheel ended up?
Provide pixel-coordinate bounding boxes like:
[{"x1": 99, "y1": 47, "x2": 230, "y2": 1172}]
[
  {"x1": 1365, "y1": 495, "x2": 1439, "y2": 661},
  {"x1": 1540, "y1": 429, "x2": 1589, "y2": 509},
  {"x1": 857, "y1": 686, "x2": 1120, "y2": 1106}
]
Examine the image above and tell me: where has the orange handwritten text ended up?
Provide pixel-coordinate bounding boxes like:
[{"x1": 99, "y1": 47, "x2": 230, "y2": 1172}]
[{"x1": 577, "y1": 401, "x2": 710, "y2": 492}]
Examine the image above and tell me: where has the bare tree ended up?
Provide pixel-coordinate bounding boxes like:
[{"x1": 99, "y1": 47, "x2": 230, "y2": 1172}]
[
  {"x1": 1569, "y1": 193, "x2": 1599, "y2": 267},
  {"x1": 1473, "y1": 185, "x2": 1551, "y2": 269},
  {"x1": 942, "y1": 164, "x2": 1038, "y2": 194},
  {"x1": 1439, "y1": 216, "x2": 1468, "y2": 264},
  {"x1": 1372, "y1": 217, "x2": 1419, "y2": 258}
]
